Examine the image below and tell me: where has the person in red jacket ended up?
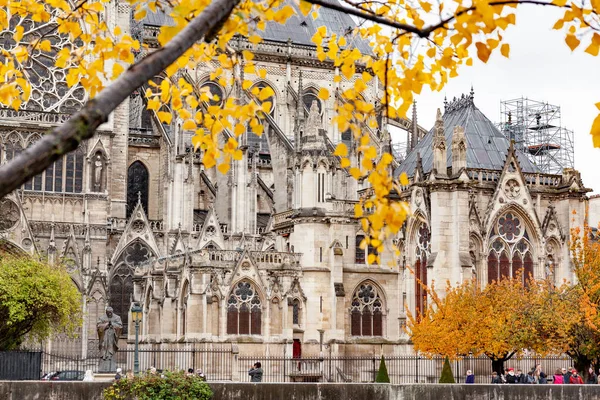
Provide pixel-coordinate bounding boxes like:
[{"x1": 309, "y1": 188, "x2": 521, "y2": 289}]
[{"x1": 569, "y1": 369, "x2": 584, "y2": 384}]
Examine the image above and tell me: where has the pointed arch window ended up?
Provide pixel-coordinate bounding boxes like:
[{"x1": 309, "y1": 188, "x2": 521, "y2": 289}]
[
  {"x1": 350, "y1": 282, "x2": 384, "y2": 336},
  {"x1": 487, "y1": 212, "x2": 536, "y2": 285},
  {"x1": 226, "y1": 281, "x2": 262, "y2": 335},
  {"x1": 355, "y1": 235, "x2": 365, "y2": 264},
  {"x1": 127, "y1": 161, "x2": 149, "y2": 218},
  {"x1": 415, "y1": 223, "x2": 430, "y2": 316},
  {"x1": 110, "y1": 241, "x2": 153, "y2": 335}
]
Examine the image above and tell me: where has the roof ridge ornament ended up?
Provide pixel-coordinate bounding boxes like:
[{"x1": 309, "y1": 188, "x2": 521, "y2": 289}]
[{"x1": 445, "y1": 90, "x2": 475, "y2": 113}]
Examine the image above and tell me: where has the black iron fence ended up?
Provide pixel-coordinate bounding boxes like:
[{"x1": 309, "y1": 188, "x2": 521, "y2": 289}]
[
  {"x1": 0, "y1": 348, "x2": 573, "y2": 383},
  {"x1": 237, "y1": 354, "x2": 574, "y2": 384}
]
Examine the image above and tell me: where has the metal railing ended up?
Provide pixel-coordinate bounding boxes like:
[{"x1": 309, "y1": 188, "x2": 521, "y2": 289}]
[{"x1": 0, "y1": 349, "x2": 573, "y2": 383}]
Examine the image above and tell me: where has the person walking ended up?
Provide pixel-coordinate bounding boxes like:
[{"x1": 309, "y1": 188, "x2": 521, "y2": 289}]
[
  {"x1": 465, "y1": 370, "x2": 475, "y2": 383},
  {"x1": 249, "y1": 362, "x2": 263, "y2": 382},
  {"x1": 569, "y1": 369, "x2": 584, "y2": 384},
  {"x1": 586, "y1": 367, "x2": 598, "y2": 384}
]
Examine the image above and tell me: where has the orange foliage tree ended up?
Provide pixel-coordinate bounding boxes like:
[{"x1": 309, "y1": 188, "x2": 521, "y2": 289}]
[
  {"x1": 407, "y1": 277, "x2": 578, "y2": 375},
  {"x1": 568, "y1": 224, "x2": 600, "y2": 372}
]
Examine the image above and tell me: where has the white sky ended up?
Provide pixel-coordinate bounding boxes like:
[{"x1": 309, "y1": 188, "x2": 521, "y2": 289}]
[{"x1": 389, "y1": 6, "x2": 600, "y2": 194}]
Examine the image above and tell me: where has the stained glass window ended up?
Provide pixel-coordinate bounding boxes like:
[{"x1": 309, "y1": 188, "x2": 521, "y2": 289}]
[
  {"x1": 110, "y1": 241, "x2": 153, "y2": 335},
  {"x1": 355, "y1": 235, "x2": 365, "y2": 264},
  {"x1": 350, "y1": 282, "x2": 384, "y2": 336},
  {"x1": 226, "y1": 280, "x2": 262, "y2": 335},
  {"x1": 415, "y1": 223, "x2": 430, "y2": 316},
  {"x1": 127, "y1": 161, "x2": 149, "y2": 218},
  {"x1": 487, "y1": 212, "x2": 536, "y2": 285}
]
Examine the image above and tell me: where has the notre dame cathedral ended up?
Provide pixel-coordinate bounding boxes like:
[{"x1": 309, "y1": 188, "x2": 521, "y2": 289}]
[{"x1": 0, "y1": 1, "x2": 592, "y2": 358}]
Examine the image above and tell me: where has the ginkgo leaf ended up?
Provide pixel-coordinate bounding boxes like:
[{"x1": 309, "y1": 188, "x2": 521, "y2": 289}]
[
  {"x1": 299, "y1": 0, "x2": 312, "y2": 16},
  {"x1": 585, "y1": 41, "x2": 599, "y2": 57},
  {"x1": 500, "y1": 43, "x2": 510, "y2": 58},
  {"x1": 157, "y1": 111, "x2": 172, "y2": 124},
  {"x1": 218, "y1": 162, "x2": 230, "y2": 174},
  {"x1": 399, "y1": 172, "x2": 409, "y2": 186},
  {"x1": 565, "y1": 34, "x2": 580, "y2": 51},
  {"x1": 258, "y1": 86, "x2": 275, "y2": 101},
  {"x1": 334, "y1": 143, "x2": 348, "y2": 157},
  {"x1": 234, "y1": 123, "x2": 245, "y2": 136},
  {"x1": 182, "y1": 119, "x2": 196, "y2": 130},
  {"x1": 591, "y1": 113, "x2": 600, "y2": 148},
  {"x1": 475, "y1": 42, "x2": 490, "y2": 63},
  {"x1": 341, "y1": 158, "x2": 351, "y2": 168},
  {"x1": 318, "y1": 87, "x2": 330, "y2": 100}
]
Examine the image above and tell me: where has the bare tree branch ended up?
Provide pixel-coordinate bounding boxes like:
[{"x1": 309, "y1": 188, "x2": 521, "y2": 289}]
[
  {"x1": 0, "y1": 0, "x2": 241, "y2": 199},
  {"x1": 305, "y1": 0, "x2": 568, "y2": 37}
]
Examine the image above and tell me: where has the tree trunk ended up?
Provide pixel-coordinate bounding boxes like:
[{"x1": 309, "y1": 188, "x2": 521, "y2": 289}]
[
  {"x1": 0, "y1": 0, "x2": 241, "y2": 199},
  {"x1": 491, "y1": 358, "x2": 505, "y2": 377}
]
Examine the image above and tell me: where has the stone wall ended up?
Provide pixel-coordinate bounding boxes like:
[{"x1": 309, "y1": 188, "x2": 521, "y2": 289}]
[{"x1": 2, "y1": 382, "x2": 600, "y2": 400}]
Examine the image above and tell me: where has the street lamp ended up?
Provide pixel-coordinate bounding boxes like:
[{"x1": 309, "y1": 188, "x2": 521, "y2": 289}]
[{"x1": 130, "y1": 302, "x2": 143, "y2": 375}]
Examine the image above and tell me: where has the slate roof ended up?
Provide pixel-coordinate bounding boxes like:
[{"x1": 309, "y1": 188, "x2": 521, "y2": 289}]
[
  {"x1": 395, "y1": 95, "x2": 539, "y2": 177},
  {"x1": 142, "y1": 1, "x2": 371, "y2": 53}
]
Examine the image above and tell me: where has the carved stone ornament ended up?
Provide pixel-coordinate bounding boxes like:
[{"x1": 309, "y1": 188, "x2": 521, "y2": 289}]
[
  {"x1": 0, "y1": 199, "x2": 19, "y2": 231},
  {"x1": 21, "y1": 238, "x2": 32, "y2": 248},
  {"x1": 132, "y1": 220, "x2": 145, "y2": 234},
  {"x1": 504, "y1": 179, "x2": 521, "y2": 199},
  {"x1": 241, "y1": 261, "x2": 251, "y2": 270},
  {"x1": 415, "y1": 189, "x2": 422, "y2": 207},
  {"x1": 206, "y1": 225, "x2": 216, "y2": 237},
  {"x1": 546, "y1": 243, "x2": 554, "y2": 253}
]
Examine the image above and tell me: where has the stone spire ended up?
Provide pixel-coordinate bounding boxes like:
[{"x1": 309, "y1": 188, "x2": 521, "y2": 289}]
[
  {"x1": 409, "y1": 100, "x2": 418, "y2": 153},
  {"x1": 294, "y1": 72, "x2": 304, "y2": 152},
  {"x1": 432, "y1": 108, "x2": 447, "y2": 177}
]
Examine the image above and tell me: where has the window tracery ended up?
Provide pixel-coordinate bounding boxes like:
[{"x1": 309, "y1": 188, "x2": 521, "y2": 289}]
[
  {"x1": 127, "y1": 161, "x2": 149, "y2": 218},
  {"x1": 226, "y1": 280, "x2": 261, "y2": 335},
  {"x1": 110, "y1": 241, "x2": 154, "y2": 335},
  {"x1": 1, "y1": 17, "x2": 86, "y2": 113},
  {"x1": 487, "y1": 212, "x2": 535, "y2": 285},
  {"x1": 415, "y1": 223, "x2": 430, "y2": 316},
  {"x1": 350, "y1": 282, "x2": 384, "y2": 336}
]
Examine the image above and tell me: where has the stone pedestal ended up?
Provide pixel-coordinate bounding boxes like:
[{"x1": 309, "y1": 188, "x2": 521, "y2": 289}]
[
  {"x1": 98, "y1": 359, "x2": 117, "y2": 373},
  {"x1": 92, "y1": 372, "x2": 117, "y2": 382}
]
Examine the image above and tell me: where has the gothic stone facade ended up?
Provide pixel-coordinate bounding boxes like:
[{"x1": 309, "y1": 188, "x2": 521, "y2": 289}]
[{"x1": 0, "y1": 2, "x2": 592, "y2": 357}]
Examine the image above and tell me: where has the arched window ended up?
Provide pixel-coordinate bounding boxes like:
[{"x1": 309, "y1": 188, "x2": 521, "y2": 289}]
[
  {"x1": 250, "y1": 82, "x2": 275, "y2": 115},
  {"x1": 200, "y1": 81, "x2": 224, "y2": 107},
  {"x1": 355, "y1": 235, "x2": 365, "y2": 264},
  {"x1": 226, "y1": 281, "x2": 261, "y2": 335},
  {"x1": 487, "y1": 212, "x2": 536, "y2": 285},
  {"x1": 302, "y1": 89, "x2": 322, "y2": 115},
  {"x1": 5, "y1": 134, "x2": 22, "y2": 162},
  {"x1": 127, "y1": 161, "x2": 149, "y2": 218},
  {"x1": 292, "y1": 299, "x2": 300, "y2": 325},
  {"x1": 110, "y1": 241, "x2": 154, "y2": 335},
  {"x1": 350, "y1": 282, "x2": 384, "y2": 336},
  {"x1": 415, "y1": 223, "x2": 430, "y2": 316}
]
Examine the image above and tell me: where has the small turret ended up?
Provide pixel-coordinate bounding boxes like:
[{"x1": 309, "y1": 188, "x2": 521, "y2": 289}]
[{"x1": 432, "y1": 108, "x2": 447, "y2": 177}]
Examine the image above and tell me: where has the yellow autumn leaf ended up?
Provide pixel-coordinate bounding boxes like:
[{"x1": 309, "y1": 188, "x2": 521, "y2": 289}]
[
  {"x1": 475, "y1": 42, "x2": 490, "y2": 63},
  {"x1": 591, "y1": 112, "x2": 600, "y2": 148},
  {"x1": 299, "y1": 0, "x2": 312, "y2": 16},
  {"x1": 500, "y1": 43, "x2": 510, "y2": 58},
  {"x1": 249, "y1": 35, "x2": 262, "y2": 45},
  {"x1": 218, "y1": 162, "x2": 230, "y2": 174},
  {"x1": 399, "y1": 172, "x2": 409, "y2": 186},
  {"x1": 112, "y1": 63, "x2": 124, "y2": 77},
  {"x1": 233, "y1": 149, "x2": 243, "y2": 160},
  {"x1": 258, "y1": 86, "x2": 275, "y2": 101},
  {"x1": 182, "y1": 119, "x2": 196, "y2": 130},
  {"x1": 318, "y1": 87, "x2": 329, "y2": 100},
  {"x1": 157, "y1": 111, "x2": 172, "y2": 124},
  {"x1": 354, "y1": 203, "x2": 363, "y2": 217},
  {"x1": 334, "y1": 143, "x2": 348, "y2": 157},
  {"x1": 585, "y1": 41, "x2": 599, "y2": 57},
  {"x1": 565, "y1": 34, "x2": 580, "y2": 51},
  {"x1": 234, "y1": 123, "x2": 245, "y2": 136},
  {"x1": 341, "y1": 157, "x2": 351, "y2": 168},
  {"x1": 39, "y1": 40, "x2": 52, "y2": 52},
  {"x1": 349, "y1": 167, "x2": 361, "y2": 179}
]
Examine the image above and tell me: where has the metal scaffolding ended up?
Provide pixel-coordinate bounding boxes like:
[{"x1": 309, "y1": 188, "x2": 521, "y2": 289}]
[{"x1": 498, "y1": 97, "x2": 574, "y2": 175}]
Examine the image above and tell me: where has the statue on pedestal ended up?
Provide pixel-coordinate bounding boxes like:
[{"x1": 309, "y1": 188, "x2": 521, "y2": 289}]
[{"x1": 97, "y1": 307, "x2": 123, "y2": 372}]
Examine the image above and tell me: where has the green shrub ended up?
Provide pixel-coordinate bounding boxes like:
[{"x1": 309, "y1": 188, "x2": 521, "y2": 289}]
[
  {"x1": 103, "y1": 370, "x2": 213, "y2": 400},
  {"x1": 375, "y1": 355, "x2": 390, "y2": 383},
  {"x1": 439, "y1": 357, "x2": 455, "y2": 383}
]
